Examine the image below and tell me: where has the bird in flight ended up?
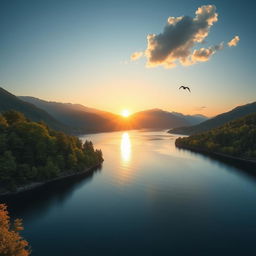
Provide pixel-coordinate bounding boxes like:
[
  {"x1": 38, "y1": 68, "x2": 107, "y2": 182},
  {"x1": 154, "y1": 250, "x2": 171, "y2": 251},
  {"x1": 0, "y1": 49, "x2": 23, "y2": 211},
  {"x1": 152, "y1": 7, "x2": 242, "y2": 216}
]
[{"x1": 179, "y1": 86, "x2": 191, "y2": 92}]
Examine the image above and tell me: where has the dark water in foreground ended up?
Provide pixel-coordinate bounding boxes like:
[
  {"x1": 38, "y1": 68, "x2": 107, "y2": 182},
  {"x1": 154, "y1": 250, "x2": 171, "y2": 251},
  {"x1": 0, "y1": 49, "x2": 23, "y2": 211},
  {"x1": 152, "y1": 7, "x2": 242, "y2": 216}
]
[{"x1": 3, "y1": 130, "x2": 256, "y2": 256}]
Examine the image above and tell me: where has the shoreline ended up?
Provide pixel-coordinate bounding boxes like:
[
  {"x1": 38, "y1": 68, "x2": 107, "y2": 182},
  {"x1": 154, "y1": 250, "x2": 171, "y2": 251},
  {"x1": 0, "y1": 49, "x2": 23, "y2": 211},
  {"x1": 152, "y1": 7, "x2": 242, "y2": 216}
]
[
  {"x1": 175, "y1": 143, "x2": 256, "y2": 165},
  {"x1": 0, "y1": 162, "x2": 103, "y2": 197}
]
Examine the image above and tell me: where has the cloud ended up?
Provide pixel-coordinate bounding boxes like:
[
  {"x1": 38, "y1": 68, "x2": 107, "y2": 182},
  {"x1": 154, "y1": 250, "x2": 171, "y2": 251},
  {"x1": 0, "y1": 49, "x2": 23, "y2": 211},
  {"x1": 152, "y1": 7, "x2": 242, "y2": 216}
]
[
  {"x1": 195, "y1": 106, "x2": 207, "y2": 111},
  {"x1": 191, "y1": 42, "x2": 224, "y2": 62},
  {"x1": 227, "y1": 36, "x2": 240, "y2": 47},
  {"x1": 132, "y1": 5, "x2": 237, "y2": 68},
  {"x1": 130, "y1": 51, "x2": 144, "y2": 61}
]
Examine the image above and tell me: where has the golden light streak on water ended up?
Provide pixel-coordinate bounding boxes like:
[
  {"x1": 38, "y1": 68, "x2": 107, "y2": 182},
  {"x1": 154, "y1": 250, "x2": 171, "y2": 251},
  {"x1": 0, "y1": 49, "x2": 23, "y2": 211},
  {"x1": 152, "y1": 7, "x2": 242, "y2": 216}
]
[{"x1": 120, "y1": 132, "x2": 131, "y2": 164}]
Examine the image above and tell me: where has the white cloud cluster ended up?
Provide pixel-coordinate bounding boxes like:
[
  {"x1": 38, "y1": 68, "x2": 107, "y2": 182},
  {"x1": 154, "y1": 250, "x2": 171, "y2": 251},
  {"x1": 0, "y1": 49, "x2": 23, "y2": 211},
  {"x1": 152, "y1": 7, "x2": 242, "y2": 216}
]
[{"x1": 131, "y1": 5, "x2": 239, "y2": 68}]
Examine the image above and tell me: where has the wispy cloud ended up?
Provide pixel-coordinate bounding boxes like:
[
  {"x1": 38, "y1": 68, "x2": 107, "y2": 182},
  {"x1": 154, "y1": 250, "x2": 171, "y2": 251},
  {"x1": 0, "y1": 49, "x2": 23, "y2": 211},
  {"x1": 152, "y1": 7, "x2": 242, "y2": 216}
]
[
  {"x1": 195, "y1": 106, "x2": 207, "y2": 111},
  {"x1": 132, "y1": 5, "x2": 239, "y2": 68},
  {"x1": 227, "y1": 36, "x2": 240, "y2": 47},
  {"x1": 130, "y1": 51, "x2": 144, "y2": 61}
]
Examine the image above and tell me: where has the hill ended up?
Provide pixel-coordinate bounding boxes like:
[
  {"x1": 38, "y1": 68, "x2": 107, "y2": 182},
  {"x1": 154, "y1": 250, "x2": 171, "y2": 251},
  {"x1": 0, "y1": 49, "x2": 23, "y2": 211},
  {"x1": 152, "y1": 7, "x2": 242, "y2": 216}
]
[
  {"x1": 170, "y1": 102, "x2": 256, "y2": 135},
  {"x1": 171, "y1": 112, "x2": 207, "y2": 125},
  {"x1": 0, "y1": 110, "x2": 103, "y2": 194},
  {"x1": 19, "y1": 96, "x2": 116, "y2": 118},
  {"x1": 19, "y1": 96, "x2": 121, "y2": 133},
  {"x1": 128, "y1": 109, "x2": 202, "y2": 129},
  {"x1": 175, "y1": 113, "x2": 256, "y2": 162},
  {"x1": 0, "y1": 87, "x2": 68, "y2": 132}
]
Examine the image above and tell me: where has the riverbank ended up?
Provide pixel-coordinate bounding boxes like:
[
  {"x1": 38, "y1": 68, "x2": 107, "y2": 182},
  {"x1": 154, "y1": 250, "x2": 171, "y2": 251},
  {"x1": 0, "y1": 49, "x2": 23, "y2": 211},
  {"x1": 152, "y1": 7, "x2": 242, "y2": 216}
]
[
  {"x1": 175, "y1": 142, "x2": 256, "y2": 166},
  {"x1": 0, "y1": 162, "x2": 103, "y2": 197}
]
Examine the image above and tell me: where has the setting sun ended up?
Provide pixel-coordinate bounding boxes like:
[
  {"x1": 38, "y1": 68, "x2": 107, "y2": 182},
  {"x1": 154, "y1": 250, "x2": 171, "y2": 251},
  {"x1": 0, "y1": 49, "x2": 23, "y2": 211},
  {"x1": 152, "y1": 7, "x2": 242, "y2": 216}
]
[{"x1": 121, "y1": 109, "x2": 131, "y2": 118}]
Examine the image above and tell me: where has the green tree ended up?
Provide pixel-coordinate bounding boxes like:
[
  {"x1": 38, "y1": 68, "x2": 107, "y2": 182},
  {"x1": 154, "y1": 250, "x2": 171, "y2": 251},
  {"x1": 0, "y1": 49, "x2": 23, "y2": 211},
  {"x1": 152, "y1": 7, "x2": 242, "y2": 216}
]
[
  {"x1": 3, "y1": 111, "x2": 26, "y2": 125},
  {"x1": 0, "y1": 151, "x2": 17, "y2": 190},
  {"x1": 0, "y1": 115, "x2": 8, "y2": 129}
]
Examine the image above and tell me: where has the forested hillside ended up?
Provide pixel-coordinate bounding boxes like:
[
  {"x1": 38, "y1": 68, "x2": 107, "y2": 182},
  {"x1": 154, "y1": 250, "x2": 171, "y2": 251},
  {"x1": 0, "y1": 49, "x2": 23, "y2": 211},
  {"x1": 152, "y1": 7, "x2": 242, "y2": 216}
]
[
  {"x1": 0, "y1": 111, "x2": 103, "y2": 193},
  {"x1": 175, "y1": 113, "x2": 256, "y2": 161}
]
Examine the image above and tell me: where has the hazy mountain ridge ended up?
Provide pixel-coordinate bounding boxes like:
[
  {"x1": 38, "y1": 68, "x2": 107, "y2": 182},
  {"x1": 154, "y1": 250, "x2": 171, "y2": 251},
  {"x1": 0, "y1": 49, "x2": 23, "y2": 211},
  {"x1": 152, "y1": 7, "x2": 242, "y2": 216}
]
[
  {"x1": 0, "y1": 88, "x2": 208, "y2": 134},
  {"x1": 0, "y1": 87, "x2": 69, "y2": 132},
  {"x1": 19, "y1": 96, "x2": 116, "y2": 117},
  {"x1": 171, "y1": 111, "x2": 207, "y2": 125},
  {"x1": 170, "y1": 102, "x2": 256, "y2": 135},
  {"x1": 19, "y1": 96, "x2": 121, "y2": 133},
  {"x1": 129, "y1": 109, "x2": 196, "y2": 129},
  {"x1": 20, "y1": 96, "x2": 206, "y2": 131}
]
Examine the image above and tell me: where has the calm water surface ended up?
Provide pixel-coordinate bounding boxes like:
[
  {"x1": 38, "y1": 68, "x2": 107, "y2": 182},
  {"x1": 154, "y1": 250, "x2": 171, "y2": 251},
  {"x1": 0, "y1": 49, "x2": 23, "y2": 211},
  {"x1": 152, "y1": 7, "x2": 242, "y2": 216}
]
[{"x1": 3, "y1": 130, "x2": 256, "y2": 256}]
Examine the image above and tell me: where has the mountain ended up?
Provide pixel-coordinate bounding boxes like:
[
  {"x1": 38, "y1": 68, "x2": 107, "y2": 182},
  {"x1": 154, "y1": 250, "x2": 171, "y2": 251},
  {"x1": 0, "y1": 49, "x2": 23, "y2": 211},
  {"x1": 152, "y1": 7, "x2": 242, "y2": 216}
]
[
  {"x1": 171, "y1": 112, "x2": 207, "y2": 125},
  {"x1": 19, "y1": 96, "x2": 115, "y2": 117},
  {"x1": 19, "y1": 96, "x2": 120, "y2": 133},
  {"x1": 128, "y1": 109, "x2": 203, "y2": 129},
  {"x1": 19, "y1": 97, "x2": 207, "y2": 132},
  {"x1": 175, "y1": 113, "x2": 256, "y2": 162},
  {"x1": 0, "y1": 87, "x2": 68, "y2": 132},
  {"x1": 170, "y1": 102, "x2": 256, "y2": 135}
]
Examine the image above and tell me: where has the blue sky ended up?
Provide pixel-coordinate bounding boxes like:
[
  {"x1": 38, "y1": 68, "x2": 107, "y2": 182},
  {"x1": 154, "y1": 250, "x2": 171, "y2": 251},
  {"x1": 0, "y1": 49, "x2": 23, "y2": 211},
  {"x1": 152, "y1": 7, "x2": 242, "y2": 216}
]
[{"x1": 0, "y1": 0, "x2": 255, "y2": 116}]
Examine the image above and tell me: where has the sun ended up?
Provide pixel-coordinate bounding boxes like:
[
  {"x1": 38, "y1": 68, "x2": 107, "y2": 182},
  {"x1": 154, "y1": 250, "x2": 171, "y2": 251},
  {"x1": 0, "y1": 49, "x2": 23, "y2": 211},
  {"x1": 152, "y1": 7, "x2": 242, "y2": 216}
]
[{"x1": 121, "y1": 109, "x2": 131, "y2": 118}]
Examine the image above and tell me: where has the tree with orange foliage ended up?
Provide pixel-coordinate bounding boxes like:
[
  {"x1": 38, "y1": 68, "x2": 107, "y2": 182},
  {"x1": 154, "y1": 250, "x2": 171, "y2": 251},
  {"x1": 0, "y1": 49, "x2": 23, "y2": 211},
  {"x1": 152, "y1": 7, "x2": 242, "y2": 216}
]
[{"x1": 0, "y1": 204, "x2": 30, "y2": 256}]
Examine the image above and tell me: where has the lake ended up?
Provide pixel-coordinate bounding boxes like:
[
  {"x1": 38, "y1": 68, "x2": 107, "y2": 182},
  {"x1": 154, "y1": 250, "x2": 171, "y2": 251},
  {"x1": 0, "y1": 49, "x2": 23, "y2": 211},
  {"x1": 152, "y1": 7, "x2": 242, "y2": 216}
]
[{"x1": 3, "y1": 130, "x2": 256, "y2": 256}]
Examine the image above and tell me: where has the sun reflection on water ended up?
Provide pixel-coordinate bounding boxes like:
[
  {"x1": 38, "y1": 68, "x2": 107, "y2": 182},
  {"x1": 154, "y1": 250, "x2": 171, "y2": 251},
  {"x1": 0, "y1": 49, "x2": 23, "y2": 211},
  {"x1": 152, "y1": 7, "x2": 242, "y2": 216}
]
[{"x1": 120, "y1": 132, "x2": 131, "y2": 164}]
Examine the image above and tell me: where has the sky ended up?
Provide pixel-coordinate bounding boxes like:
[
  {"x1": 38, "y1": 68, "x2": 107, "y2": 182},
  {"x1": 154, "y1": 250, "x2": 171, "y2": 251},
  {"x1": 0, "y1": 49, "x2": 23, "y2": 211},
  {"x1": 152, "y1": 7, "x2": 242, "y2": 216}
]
[{"x1": 0, "y1": 0, "x2": 255, "y2": 117}]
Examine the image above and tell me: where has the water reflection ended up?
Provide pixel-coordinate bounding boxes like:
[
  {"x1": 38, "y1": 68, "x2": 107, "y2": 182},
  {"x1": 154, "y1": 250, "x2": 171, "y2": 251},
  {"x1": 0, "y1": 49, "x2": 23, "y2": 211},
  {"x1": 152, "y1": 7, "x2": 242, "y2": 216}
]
[
  {"x1": 3, "y1": 131, "x2": 256, "y2": 256},
  {"x1": 120, "y1": 132, "x2": 131, "y2": 164},
  {"x1": 3, "y1": 165, "x2": 102, "y2": 220},
  {"x1": 176, "y1": 146, "x2": 256, "y2": 182}
]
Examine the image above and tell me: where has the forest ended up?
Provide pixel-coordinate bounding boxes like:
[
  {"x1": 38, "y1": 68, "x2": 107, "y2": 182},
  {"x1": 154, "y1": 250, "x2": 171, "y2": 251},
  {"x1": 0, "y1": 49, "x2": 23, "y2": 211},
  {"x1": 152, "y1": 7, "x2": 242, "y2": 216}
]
[
  {"x1": 0, "y1": 110, "x2": 103, "y2": 193},
  {"x1": 175, "y1": 113, "x2": 256, "y2": 160}
]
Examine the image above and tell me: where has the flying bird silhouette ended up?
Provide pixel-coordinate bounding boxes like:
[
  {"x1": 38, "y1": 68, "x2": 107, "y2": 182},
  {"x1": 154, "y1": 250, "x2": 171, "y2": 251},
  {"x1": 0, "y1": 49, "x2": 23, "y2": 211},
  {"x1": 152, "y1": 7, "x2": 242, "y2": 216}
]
[{"x1": 179, "y1": 86, "x2": 191, "y2": 92}]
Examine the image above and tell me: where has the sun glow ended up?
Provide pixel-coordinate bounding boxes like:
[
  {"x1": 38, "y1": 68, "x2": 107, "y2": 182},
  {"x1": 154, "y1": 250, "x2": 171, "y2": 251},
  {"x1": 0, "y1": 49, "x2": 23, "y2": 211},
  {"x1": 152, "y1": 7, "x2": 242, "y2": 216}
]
[{"x1": 121, "y1": 109, "x2": 131, "y2": 118}]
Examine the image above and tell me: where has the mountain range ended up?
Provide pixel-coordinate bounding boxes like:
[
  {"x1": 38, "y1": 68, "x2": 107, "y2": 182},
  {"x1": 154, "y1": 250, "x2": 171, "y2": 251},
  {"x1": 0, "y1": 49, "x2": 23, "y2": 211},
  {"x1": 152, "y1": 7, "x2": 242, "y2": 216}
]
[
  {"x1": 1, "y1": 87, "x2": 207, "y2": 134},
  {"x1": 1, "y1": 87, "x2": 255, "y2": 136},
  {"x1": 19, "y1": 94, "x2": 207, "y2": 133},
  {"x1": 170, "y1": 101, "x2": 256, "y2": 135}
]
